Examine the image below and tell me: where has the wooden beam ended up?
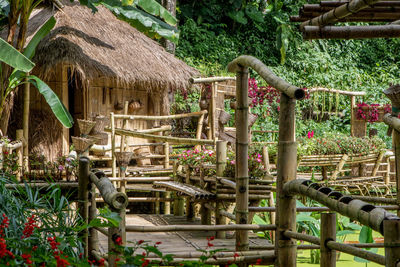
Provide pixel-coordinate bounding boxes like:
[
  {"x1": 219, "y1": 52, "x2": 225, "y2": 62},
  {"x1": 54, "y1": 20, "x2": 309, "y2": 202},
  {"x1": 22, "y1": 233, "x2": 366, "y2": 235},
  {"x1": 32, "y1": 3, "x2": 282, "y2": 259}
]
[
  {"x1": 189, "y1": 77, "x2": 236, "y2": 84},
  {"x1": 303, "y1": 25, "x2": 400, "y2": 40}
]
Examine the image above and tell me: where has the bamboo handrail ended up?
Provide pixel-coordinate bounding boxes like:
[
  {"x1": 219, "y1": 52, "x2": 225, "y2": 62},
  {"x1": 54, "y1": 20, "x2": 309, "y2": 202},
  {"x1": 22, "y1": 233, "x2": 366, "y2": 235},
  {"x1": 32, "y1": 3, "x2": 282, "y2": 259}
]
[
  {"x1": 227, "y1": 56, "x2": 305, "y2": 99},
  {"x1": 284, "y1": 230, "x2": 320, "y2": 245},
  {"x1": 189, "y1": 77, "x2": 236, "y2": 84},
  {"x1": 94, "y1": 227, "x2": 109, "y2": 236},
  {"x1": 125, "y1": 224, "x2": 276, "y2": 232},
  {"x1": 283, "y1": 179, "x2": 399, "y2": 234},
  {"x1": 113, "y1": 110, "x2": 207, "y2": 120},
  {"x1": 217, "y1": 177, "x2": 236, "y2": 189},
  {"x1": 248, "y1": 205, "x2": 400, "y2": 212},
  {"x1": 300, "y1": 0, "x2": 381, "y2": 28},
  {"x1": 308, "y1": 87, "x2": 366, "y2": 96},
  {"x1": 105, "y1": 127, "x2": 215, "y2": 145}
]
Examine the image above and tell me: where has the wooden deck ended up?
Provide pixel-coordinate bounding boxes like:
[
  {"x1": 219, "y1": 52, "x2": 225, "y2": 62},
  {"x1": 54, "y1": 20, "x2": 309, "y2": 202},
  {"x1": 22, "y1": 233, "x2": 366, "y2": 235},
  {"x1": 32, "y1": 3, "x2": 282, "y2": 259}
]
[{"x1": 98, "y1": 215, "x2": 271, "y2": 255}]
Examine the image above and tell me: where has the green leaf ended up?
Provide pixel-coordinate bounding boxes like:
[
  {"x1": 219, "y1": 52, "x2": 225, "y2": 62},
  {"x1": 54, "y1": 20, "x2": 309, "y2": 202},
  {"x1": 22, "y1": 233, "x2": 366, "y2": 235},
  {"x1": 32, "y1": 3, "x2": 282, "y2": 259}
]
[
  {"x1": 359, "y1": 226, "x2": 374, "y2": 244},
  {"x1": 98, "y1": 207, "x2": 122, "y2": 227},
  {"x1": 252, "y1": 214, "x2": 267, "y2": 225},
  {"x1": 24, "y1": 16, "x2": 56, "y2": 59},
  {"x1": 136, "y1": 0, "x2": 177, "y2": 26},
  {"x1": 0, "y1": 38, "x2": 35, "y2": 72},
  {"x1": 245, "y1": 6, "x2": 264, "y2": 23},
  {"x1": 104, "y1": 3, "x2": 179, "y2": 43},
  {"x1": 336, "y1": 230, "x2": 355, "y2": 237},
  {"x1": 227, "y1": 10, "x2": 247, "y2": 24},
  {"x1": 27, "y1": 75, "x2": 73, "y2": 128}
]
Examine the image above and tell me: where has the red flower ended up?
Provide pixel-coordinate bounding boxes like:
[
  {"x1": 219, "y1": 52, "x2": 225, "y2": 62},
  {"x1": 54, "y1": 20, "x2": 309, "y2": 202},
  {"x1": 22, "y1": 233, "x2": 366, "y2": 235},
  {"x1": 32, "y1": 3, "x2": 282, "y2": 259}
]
[
  {"x1": 54, "y1": 255, "x2": 70, "y2": 267},
  {"x1": 22, "y1": 254, "x2": 32, "y2": 264},
  {"x1": 22, "y1": 215, "x2": 38, "y2": 239},
  {"x1": 255, "y1": 258, "x2": 262, "y2": 265},
  {"x1": 155, "y1": 241, "x2": 162, "y2": 245},
  {"x1": 138, "y1": 239, "x2": 144, "y2": 245},
  {"x1": 114, "y1": 236, "x2": 123, "y2": 246},
  {"x1": 141, "y1": 259, "x2": 150, "y2": 267},
  {"x1": 98, "y1": 258, "x2": 105, "y2": 267},
  {"x1": 207, "y1": 236, "x2": 215, "y2": 241},
  {"x1": 0, "y1": 214, "x2": 9, "y2": 238},
  {"x1": 207, "y1": 242, "x2": 214, "y2": 247}
]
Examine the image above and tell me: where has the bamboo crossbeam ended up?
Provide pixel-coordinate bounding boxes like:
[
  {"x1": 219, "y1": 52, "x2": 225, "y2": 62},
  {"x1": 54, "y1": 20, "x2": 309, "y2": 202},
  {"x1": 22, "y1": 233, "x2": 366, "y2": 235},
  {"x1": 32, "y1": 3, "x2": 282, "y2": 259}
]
[
  {"x1": 125, "y1": 224, "x2": 276, "y2": 232},
  {"x1": 303, "y1": 25, "x2": 400, "y2": 40},
  {"x1": 217, "y1": 177, "x2": 236, "y2": 189},
  {"x1": 189, "y1": 77, "x2": 236, "y2": 84},
  {"x1": 108, "y1": 177, "x2": 173, "y2": 182},
  {"x1": 217, "y1": 194, "x2": 269, "y2": 200},
  {"x1": 284, "y1": 231, "x2": 320, "y2": 245},
  {"x1": 227, "y1": 56, "x2": 305, "y2": 100},
  {"x1": 308, "y1": 87, "x2": 366, "y2": 96},
  {"x1": 105, "y1": 127, "x2": 215, "y2": 145},
  {"x1": 320, "y1": 1, "x2": 400, "y2": 7},
  {"x1": 248, "y1": 205, "x2": 400, "y2": 212},
  {"x1": 220, "y1": 210, "x2": 236, "y2": 220},
  {"x1": 149, "y1": 250, "x2": 273, "y2": 259},
  {"x1": 326, "y1": 240, "x2": 385, "y2": 265},
  {"x1": 96, "y1": 197, "x2": 173, "y2": 202},
  {"x1": 300, "y1": 0, "x2": 381, "y2": 29},
  {"x1": 4, "y1": 182, "x2": 78, "y2": 188},
  {"x1": 302, "y1": 4, "x2": 400, "y2": 13},
  {"x1": 146, "y1": 252, "x2": 275, "y2": 265},
  {"x1": 113, "y1": 110, "x2": 207, "y2": 120}
]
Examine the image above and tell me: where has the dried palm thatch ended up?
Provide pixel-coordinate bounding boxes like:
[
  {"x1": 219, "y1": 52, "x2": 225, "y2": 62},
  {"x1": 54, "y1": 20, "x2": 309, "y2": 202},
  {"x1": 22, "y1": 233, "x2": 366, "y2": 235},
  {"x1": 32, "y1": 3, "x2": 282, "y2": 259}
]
[{"x1": 20, "y1": 0, "x2": 199, "y2": 91}]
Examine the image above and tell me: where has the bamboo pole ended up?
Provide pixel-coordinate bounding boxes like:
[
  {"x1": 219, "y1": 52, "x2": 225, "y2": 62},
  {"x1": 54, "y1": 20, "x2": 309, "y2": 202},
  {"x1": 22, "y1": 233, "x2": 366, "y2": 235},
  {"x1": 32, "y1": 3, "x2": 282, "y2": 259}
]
[
  {"x1": 125, "y1": 224, "x2": 276, "y2": 232},
  {"x1": 320, "y1": 213, "x2": 336, "y2": 267},
  {"x1": 234, "y1": 65, "x2": 250, "y2": 255},
  {"x1": 300, "y1": 0, "x2": 381, "y2": 29},
  {"x1": 384, "y1": 219, "x2": 400, "y2": 267},
  {"x1": 331, "y1": 154, "x2": 348, "y2": 180},
  {"x1": 113, "y1": 110, "x2": 207, "y2": 120},
  {"x1": 16, "y1": 129, "x2": 23, "y2": 181},
  {"x1": 303, "y1": 25, "x2": 400, "y2": 40},
  {"x1": 108, "y1": 225, "x2": 120, "y2": 266},
  {"x1": 216, "y1": 140, "x2": 227, "y2": 238},
  {"x1": 96, "y1": 197, "x2": 174, "y2": 203},
  {"x1": 210, "y1": 82, "x2": 216, "y2": 141},
  {"x1": 22, "y1": 77, "x2": 29, "y2": 172},
  {"x1": 227, "y1": 56, "x2": 305, "y2": 100},
  {"x1": 120, "y1": 101, "x2": 129, "y2": 153},
  {"x1": 110, "y1": 112, "x2": 116, "y2": 179},
  {"x1": 263, "y1": 146, "x2": 270, "y2": 175},
  {"x1": 105, "y1": 127, "x2": 215, "y2": 145},
  {"x1": 309, "y1": 87, "x2": 366, "y2": 96},
  {"x1": 78, "y1": 157, "x2": 90, "y2": 258},
  {"x1": 327, "y1": 240, "x2": 385, "y2": 265},
  {"x1": 88, "y1": 183, "x2": 99, "y2": 254},
  {"x1": 185, "y1": 165, "x2": 194, "y2": 221},
  {"x1": 173, "y1": 161, "x2": 184, "y2": 216},
  {"x1": 194, "y1": 113, "x2": 205, "y2": 151},
  {"x1": 189, "y1": 77, "x2": 236, "y2": 84},
  {"x1": 275, "y1": 93, "x2": 298, "y2": 267},
  {"x1": 249, "y1": 205, "x2": 400, "y2": 212},
  {"x1": 351, "y1": 96, "x2": 356, "y2": 136},
  {"x1": 372, "y1": 150, "x2": 385, "y2": 176}
]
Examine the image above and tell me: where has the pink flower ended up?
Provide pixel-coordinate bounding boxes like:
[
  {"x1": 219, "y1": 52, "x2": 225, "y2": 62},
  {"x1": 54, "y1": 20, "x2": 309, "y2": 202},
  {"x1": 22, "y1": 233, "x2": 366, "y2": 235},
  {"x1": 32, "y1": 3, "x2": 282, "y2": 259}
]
[{"x1": 307, "y1": 131, "x2": 314, "y2": 139}]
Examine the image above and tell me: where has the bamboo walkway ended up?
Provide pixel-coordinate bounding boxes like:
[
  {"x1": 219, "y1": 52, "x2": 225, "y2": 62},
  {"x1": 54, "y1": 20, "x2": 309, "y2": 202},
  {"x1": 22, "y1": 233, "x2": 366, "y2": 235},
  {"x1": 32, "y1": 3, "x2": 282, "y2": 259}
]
[{"x1": 98, "y1": 214, "x2": 271, "y2": 255}]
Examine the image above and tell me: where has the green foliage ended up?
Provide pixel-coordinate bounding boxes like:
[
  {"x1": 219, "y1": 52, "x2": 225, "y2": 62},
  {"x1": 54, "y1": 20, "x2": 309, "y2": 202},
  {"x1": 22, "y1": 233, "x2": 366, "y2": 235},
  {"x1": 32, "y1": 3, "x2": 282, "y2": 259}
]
[
  {"x1": 0, "y1": 38, "x2": 34, "y2": 72},
  {"x1": 354, "y1": 226, "x2": 378, "y2": 263}
]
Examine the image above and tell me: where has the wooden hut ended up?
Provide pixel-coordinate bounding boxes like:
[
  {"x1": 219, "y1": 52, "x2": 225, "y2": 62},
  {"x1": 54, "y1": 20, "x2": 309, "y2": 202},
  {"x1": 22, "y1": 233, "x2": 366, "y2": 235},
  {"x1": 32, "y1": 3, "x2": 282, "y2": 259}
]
[{"x1": 17, "y1": 1, "x2": 198, "y2": 160}]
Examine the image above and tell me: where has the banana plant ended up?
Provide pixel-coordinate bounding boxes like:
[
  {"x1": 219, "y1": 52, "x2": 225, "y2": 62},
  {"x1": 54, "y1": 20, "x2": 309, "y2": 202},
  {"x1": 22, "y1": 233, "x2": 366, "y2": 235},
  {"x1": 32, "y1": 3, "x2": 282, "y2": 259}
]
[
  {"x1": 0, "y1": 16, "x2": 73, "y2": 128},
  {"x1": 79, "y1": 0, "x2": 179, "y2": 43}
]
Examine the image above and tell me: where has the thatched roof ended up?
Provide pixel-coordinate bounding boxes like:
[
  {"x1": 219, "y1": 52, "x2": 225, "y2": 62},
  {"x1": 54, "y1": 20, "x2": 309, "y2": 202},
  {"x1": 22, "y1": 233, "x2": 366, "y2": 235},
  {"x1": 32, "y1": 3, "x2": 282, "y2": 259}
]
[{"x1": 25, "y1": 1, "x2": 199, "y2": 90}]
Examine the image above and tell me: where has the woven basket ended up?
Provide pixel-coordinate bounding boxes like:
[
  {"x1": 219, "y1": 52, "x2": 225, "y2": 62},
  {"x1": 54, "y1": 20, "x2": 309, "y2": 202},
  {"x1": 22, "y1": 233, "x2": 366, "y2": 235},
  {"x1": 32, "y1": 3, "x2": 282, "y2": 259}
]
[
  {"x1": 77, "y1": 119, "x2": 96, "y2": 135},
  {"x1": 128, "y1": 100, "x2": 142, "y2": 113},
  {"x1": 91, "y1": 116, "x2": 109, "y2": 134},
  {"x1": 115, "y1": 152, "x2": 133, "y2": 169},
  {"x1": 71, "y1": 136, "x2": 94, "y2": 154}
]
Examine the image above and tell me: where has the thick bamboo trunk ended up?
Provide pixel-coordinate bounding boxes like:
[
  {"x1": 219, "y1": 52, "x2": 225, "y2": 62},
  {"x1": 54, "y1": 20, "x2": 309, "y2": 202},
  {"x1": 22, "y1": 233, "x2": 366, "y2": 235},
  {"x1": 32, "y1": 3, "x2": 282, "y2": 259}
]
[
  {"x1": 384, "y1": 220, "x2": 400, "y2": 267},
  {"x1": 275, "y1": 94, "x2": 297, "y2": 267},
  {"x1": 235, "y1": 66, "x2": 249, "y2": 255},
  {"x1": 78, "y1": 157, "x2": 90, "y2": 258},
  {"x1": 320, "y1": 213, "x2": 336, "y2": 267},
  {"x1": 216, "y1": 141, "x2": 227, "y2": 239},
  {"x1": 23, "y1": 78, "x2": 29, "y2": 172}
]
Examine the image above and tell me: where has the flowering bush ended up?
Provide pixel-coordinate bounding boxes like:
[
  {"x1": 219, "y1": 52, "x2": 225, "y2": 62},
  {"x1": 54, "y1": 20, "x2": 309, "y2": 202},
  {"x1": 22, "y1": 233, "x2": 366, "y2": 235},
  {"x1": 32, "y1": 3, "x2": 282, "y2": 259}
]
[
  {"x1": 356, "y1": 102, "x2": 391, "y2": 122},
  {"x1": 176, "y1": 148, "x2": 268, "y2": 179},
  {"x1": 248, "y1": 78, "x2": 280, "y2": 113}
]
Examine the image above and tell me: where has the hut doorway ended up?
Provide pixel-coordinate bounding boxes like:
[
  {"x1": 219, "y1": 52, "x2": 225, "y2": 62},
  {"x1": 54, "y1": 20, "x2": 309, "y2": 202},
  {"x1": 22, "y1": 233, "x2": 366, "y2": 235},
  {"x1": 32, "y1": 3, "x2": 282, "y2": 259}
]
[{"x1": 68, "y1": 69, "x2": 84, "y2": 138}]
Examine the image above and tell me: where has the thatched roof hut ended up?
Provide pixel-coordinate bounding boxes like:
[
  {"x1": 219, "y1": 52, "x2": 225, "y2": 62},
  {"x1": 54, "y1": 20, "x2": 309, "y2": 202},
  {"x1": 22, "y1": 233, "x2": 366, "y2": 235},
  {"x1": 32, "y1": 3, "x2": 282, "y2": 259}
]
[{"x1": 12, "y1": 1, "x2": 199, "y2": 160}]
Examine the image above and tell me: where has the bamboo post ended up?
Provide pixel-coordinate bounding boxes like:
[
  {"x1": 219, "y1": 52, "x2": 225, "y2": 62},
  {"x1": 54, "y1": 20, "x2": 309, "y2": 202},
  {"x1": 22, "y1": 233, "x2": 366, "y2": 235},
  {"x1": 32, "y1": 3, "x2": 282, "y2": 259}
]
[
  {"x1": 211, "y1": 82, "x2": 216, "y2": 141},
  {"x1": 185, "y1": 165, "x2": 194, "y2": 221},
  {"x1": 120, "y1": 101, "x2": 129, "y2": 153},
  {"x1": 173, "y1": 161, "x2": 184, "y2": 216},
  {"x1": 88, "y1": 183, "x2": 99, "y2": 254},
  {"x1": 384, "y1": 219, "x2": 400, "y2": 267},
  {"x1": 23, "y1": 77, "x2": 29, "y2": 172},
  {"x1": 0, "y1": 143, "x2": 3, "y2": 170},
  {"x1": 372, "y1": 150, "x2": 385, "y2": 176},
  {"x1": 78, "y1": 157, "x2": 90, "y2": 258},
  {"x1": 320, "y1": 213, "x2": 336, "y2": 267},
  {"x1": 275, "y1": 93, "x2": 297, "y2": 267},
  {"x1": 350, "y1": 96, "x2": 355, "y2": 136},
  {"x1": 235, "y1": 66, "x2": 249, "y2": 255},
  {"x1": 195, "y1": 113, "x2": 205, "y2": 151},
  {"x1": 216, "y1": 140, "x2": 227, "y2": 239},
  {"x1": 111, "y1": 112, "x2": 116, "y2": 180},
  {"x1": 200, "y1": 166, "x2": 212, "y2": 225},
  {"x1": 331, "y1": 154, "x2": 348, "y2": 180},
  {"x1": 164, "y1": 142, "x2": 171, "y2": 214},
  {"x1": 385, "y1": 156, "x2": 391, "y2": 186},
  {"x1": 16, "y1": 129, "x2": 23, "y2": 181},
  {"x1": 108, "y1": 224, "x2": 121, "y2": 266},
  {"x1": 262, "y1": 146, "x2": 270, "y2": 175},
  {"x1": 394, "y1": 129, "x2": 400, "y2": 217}
]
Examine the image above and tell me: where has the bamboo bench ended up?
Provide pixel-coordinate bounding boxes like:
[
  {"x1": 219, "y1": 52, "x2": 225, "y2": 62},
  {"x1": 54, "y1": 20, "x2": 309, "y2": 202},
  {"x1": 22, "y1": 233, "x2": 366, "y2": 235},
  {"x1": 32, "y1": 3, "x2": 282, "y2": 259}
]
[{"x1": 298, "y1": 151, "x2": 386, "y2": 181}]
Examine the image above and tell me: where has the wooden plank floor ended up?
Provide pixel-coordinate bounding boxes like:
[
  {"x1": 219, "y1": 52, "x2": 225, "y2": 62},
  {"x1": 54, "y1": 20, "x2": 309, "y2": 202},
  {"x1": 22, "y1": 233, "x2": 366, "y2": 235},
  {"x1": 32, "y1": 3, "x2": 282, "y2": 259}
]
[{"x1": 98, "y1": 215, "x2": 271, "y2": 255}]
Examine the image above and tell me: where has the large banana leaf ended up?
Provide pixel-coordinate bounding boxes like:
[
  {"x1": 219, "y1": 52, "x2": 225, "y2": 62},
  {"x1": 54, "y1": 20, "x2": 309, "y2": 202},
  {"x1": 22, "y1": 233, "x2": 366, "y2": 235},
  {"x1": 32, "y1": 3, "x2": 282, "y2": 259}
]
[
  {"x1": 0, "y1": 37, "x2": 35, "y2": 72},
  {"x1": 136, "y1": 0, "x2": 177, "y2": 26},
  {"x1": 28, "y1": 75, "x2": 73, "y2": 128},
  {"x1": 24, "y1": 16, "x2": 56, "y2": 59},
  {"x1": 104, "y1": 3, "x2": 179, "y2": 43}
]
